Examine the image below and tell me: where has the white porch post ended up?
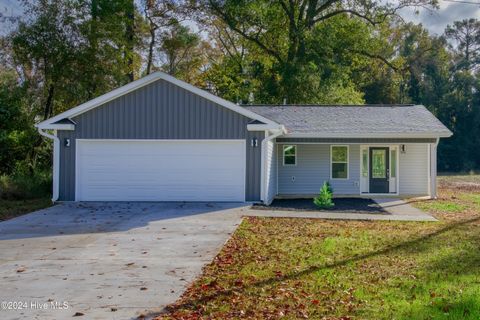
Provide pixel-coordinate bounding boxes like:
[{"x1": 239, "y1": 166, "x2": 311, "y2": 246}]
[{"x1": 430, "y1": 140, "x2": 438, "y2": 199}]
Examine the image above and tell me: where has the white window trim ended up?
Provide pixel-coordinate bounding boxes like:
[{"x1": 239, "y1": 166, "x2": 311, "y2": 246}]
[
  {"x1": 283, "y1": 145, "x2": 297, "y2": 166},
  {"x1": 330, "y1": 145, "x2": 349, "y2": 180}
]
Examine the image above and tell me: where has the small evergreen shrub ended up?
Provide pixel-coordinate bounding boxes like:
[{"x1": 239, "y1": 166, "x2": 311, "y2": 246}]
[{"x1": 313, "y1": 181, "x2": 334, "y2": 209}]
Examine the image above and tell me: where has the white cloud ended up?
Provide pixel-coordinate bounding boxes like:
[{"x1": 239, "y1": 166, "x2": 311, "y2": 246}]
[{"x1": 400, "y1": 1, "x2": 480, "y2": 35}]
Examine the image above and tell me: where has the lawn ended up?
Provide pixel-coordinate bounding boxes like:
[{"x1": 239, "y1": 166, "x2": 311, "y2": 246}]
[
  {"x1": 158, "y1": 174, "x2": 480, "y2": 319},
  {"x1": 0, "y1": 198, "x2": 52, "y2": 221}
]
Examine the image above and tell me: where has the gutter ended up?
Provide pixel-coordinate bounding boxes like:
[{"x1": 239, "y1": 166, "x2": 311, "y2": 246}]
[
  {"x1": 260, "y1": 126, "x2": 287, "y2": 204},
  {"x1": 37, "y1": 128, "x2": 60, "y2": 202}
]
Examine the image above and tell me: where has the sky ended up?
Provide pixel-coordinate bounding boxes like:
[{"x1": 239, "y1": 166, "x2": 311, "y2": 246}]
[
  {"x1": 400, "y1": 0, "x2": 480, "y2": 35},
  {"x1": 1, "y1": 0, "x2": 480, "y2": 36}
]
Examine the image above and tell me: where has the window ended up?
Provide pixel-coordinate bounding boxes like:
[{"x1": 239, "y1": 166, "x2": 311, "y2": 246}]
[
  {"x1": 391, "y1": 149, "x2": 397, "y2": 178},
  {"x1": 283, "y1": 145, "x2": 296, "y2": 166},
  {"x1": 331, "y1": 146, "x2": 348, "y2": 179},
  {"x1": 372, "y1": 149, "x2": 386, "y2": 178},
  {"x1": 362, "y1": 149, "x2": 368, "y2": 177}
]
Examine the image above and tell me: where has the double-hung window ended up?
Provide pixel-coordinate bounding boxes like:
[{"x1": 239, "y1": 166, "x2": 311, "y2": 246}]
[
  {"x1": 331, "y1": 145, "x2": 348, "y2": 179},
  {"x1": 283, "y1": 145, "x2": 296, "y2": 166}
]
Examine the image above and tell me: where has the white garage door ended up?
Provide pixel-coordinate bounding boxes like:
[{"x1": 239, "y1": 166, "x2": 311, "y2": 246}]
[{"x1": 75, "y1": 140, "x2": 246, "y2": 202}]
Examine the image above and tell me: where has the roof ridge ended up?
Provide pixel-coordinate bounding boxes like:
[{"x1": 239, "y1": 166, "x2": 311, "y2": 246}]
[{"x1": 243, "y1": 104, "x2": 418, "y2": 107}]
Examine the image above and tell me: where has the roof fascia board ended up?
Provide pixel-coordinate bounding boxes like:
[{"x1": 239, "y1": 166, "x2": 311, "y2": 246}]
[
  {"x1": 37, "y1": 123, "x2": 75, "y2": 130},
  {"x1": 36, "y1": 72, "x2": 278, "y2": 128},
  {"x1": 247, "y1": 123, "x2": 285, "y2": 131},
  {"x1": 284, "y1": 132, "x2": 453, "y2": 138}
]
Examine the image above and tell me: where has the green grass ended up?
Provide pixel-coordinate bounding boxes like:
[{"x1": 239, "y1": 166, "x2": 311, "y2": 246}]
[
  {"x1": 415, "y1": 200, "x2": 466, "y2": 213},
  {"x1": 159, "y1": 175, "x2": 480, "y2": 319},
  {"x1": 0, "y1": 198, "x2": 52, "y2": 221}
]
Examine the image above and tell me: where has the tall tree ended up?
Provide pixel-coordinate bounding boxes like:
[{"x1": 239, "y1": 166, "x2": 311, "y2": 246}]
[
  {"x1": 142, "y1": 0, "x2": 182, "y2": 74},
  {"x1": 12, "y1": 0, "x2": 79, "y2": 120},
  {"x1": 125, "y1": 0, "x2": 135, "y2": 81},
  {"x1": 195, "y1": 0, "x2": 438, "y2": 103},
  {"x1": 445, "y1": 18, "x2": 480, "y2": 72}
]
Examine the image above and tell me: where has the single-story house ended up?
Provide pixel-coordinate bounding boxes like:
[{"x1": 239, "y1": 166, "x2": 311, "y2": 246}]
[{"x1": 36, "y1": 72, "x2": 452, "y2": 204}]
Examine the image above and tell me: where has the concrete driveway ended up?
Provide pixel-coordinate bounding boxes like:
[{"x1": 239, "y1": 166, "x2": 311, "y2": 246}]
[{"x1": 0, "y1": 202, "x2": 246, "y2": 320}]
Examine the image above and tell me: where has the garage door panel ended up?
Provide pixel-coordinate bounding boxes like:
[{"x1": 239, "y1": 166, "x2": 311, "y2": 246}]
[{"x1": 76, "y1": 140, "x2": 246, "y2": 201}]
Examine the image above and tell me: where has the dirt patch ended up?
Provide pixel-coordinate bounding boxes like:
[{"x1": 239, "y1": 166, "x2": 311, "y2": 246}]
[
  {"x1": 438, "y1": 180, "x2": 480, "y2": 192},
  {"x1": 253, "y1": 198, "x2": 387, "y2": 214},
  {"x1": 438, "y1": 174, "x2": 480, "y2": 192}
]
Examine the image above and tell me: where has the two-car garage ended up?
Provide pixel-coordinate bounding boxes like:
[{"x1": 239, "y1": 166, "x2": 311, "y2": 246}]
[
  {"x1": 75, "y1": 140, "x2": 246, "y2": 202},
  {"x1": 38, "y1": 72, "x2": 271, "y2": 202}
]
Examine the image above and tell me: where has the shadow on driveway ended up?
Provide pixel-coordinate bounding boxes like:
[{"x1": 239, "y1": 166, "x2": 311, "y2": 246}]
[{"x1": 0, "y1": 202, "x2": 247, "y2": 241}]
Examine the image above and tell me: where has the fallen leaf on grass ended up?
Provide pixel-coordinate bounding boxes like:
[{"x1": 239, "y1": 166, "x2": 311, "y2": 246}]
[{"x1": 234, "y1": 279, "x2": 243, "y2": 286}]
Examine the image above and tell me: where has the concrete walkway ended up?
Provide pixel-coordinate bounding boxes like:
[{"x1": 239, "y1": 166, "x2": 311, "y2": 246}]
[
  {"x1": 246, "y1": 199, "x2": 436, "y2": 222},
  {"x1": 372, "y1": 198, "x2": 437, "y2": 221}
]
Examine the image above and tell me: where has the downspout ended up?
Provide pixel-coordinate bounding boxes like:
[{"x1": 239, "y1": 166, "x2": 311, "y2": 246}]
[
  {"x1": 260, "y1": 126, "x2": 286, "y2": 204},
  {"x1": 37, "y1": 128, "x2": 60, "y2": 202},
  {"x1": 431, "y1": 138, "x2": 440, "y2": 199}
]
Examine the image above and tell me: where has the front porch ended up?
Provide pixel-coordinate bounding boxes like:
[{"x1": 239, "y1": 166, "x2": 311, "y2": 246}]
[{"x1": 263, "y1": 138, "x2": 439, "y2": 205}]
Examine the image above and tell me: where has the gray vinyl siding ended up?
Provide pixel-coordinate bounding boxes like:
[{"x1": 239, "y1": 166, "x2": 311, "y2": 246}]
[
  {"x1": 57, "y1": 79, "x2": 263, "y2": 201},
  {"x1": 277, "y1": 144, "x2": 360, "y2": 195},
  {"x1": 399, "y1": 144, "x2": 429, "y2": 195}
]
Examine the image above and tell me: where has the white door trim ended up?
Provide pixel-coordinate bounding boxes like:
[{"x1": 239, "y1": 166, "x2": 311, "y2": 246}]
[{"x1": 359, "y1": 144, "x2": 400, "y2": 196}]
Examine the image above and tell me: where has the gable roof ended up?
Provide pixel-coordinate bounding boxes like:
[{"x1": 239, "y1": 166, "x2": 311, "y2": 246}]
[
  {"x1": 36, "y1": 72, "x2": 279, "y2": 130},
  {"x1": 244, "y1": 104, "x2": 452, "y2": 138}
]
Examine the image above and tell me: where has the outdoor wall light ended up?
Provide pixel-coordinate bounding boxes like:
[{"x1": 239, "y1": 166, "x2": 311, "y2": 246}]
[
  {"x1": 64, "y1": 138, "x2": 70, "y2": 147},
  {"x1": 251, "y1": 137, "x2": 258, "y2": 147},
  {"x1": 401, "y1": 144, "x2": 406, "y2": 153}
]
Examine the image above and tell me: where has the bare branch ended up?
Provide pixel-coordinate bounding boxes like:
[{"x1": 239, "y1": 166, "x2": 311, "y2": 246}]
[{"x1": 207, "y1": 0, "x2": 284, "y2": 63}]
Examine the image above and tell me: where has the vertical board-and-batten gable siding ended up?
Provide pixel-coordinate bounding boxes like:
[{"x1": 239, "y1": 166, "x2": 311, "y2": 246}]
[
  {"x1": 277, "y1": 144, "x2": 360, "y2": 195},
  {"x1": 57, "y1": 79, "x2": 263, "y2": 201}
]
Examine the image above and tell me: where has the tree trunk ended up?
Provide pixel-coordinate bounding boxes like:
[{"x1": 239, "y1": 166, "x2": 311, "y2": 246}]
[
  {"x1": 125, "y1": 0, "x2": 135, "y2": 81},
  {"x1": 43, "y1": 85, "x2": 55, "y2": 120},
  {"x1": 88, "y1": 0, "x2": 99, "y2": 98},
  {"x1": 146, "y1": 24, "x2": 156, "y2": 74}
]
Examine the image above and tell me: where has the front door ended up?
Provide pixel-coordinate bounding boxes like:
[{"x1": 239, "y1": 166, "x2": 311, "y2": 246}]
[{"x1": 369, "y1": 147, "x2": 389, "y2": 193}]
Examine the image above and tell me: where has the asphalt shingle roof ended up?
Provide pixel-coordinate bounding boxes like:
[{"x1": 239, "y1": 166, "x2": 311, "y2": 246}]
[{"x1": 243, "y1": 104, "x2": 452, "y2": 136}]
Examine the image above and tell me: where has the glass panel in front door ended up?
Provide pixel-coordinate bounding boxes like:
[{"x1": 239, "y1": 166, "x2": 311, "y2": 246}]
[{"x1": 372, "y1": 150, "x2": 386, "y2": 178}]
